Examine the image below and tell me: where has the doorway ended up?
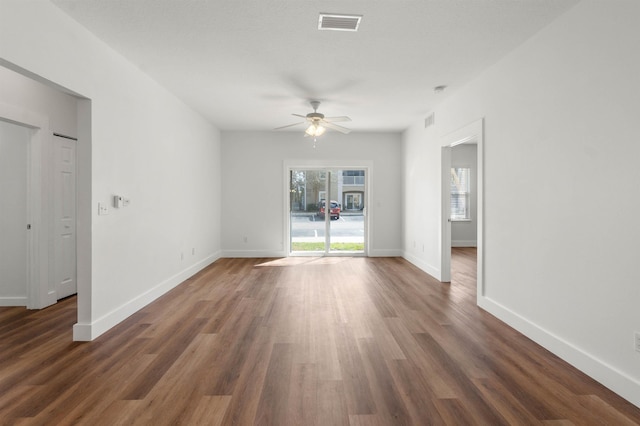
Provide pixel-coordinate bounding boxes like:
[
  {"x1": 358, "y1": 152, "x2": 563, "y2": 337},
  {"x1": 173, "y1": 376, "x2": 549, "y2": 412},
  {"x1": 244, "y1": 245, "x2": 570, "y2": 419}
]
[
  {"x1": 440, "y1": 119, "x2": 484, "y2": 296},
  {"x1": 0, "y1": 120, "x2": 31, "y2": 306},
  {"x1": 288, "y1": 167, "x2": 367, "y2": 256},
  {"x1": 0, "y1": 120, "x2": 78, "y2": 308},
  {"x1": 0, "y1": 105, "x2": 80, "y2": 309},
  {"x1": 0, "y1": 63, "x2": 91, "y2": 340}
]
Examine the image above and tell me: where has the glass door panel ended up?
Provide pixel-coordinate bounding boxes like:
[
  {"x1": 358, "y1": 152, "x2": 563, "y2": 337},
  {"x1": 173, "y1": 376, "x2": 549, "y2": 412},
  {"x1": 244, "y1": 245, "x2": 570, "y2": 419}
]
[
  {"x1": 289, "y1": 168, "x2": 366, "y2": 255},
  {"x1": 290, "y1": 169, "x2": 325, "y2": 254},
  {"x1": 329, "y1": 169, "x2": 365, "y2": 254}
]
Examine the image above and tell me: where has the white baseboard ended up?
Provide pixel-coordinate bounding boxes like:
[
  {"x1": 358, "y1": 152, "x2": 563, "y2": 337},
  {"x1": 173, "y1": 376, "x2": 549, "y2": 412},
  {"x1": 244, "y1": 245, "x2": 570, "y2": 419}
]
[
  {"x1": 221, "y1": 249, "x2": 286, "y2": 258},
  {"x1": 478, "y1": 295, "x2": 640, "y2": 409},
  {"x1": 73, "y1": 251, "x2": 221, "y2": 342},
  {"x1": 221, "y1": 249, "x2": 404, "y2": 258},
  {"x1": 452, "y1": 240, "x2": 477, "y2": 247},
  {"x1": 0, "y1": 296, "x2": 28, "y2": 307},
  {"x1": 221, "y1": 249, "x2": 402, "y2": 258},
  {"x1": 402, "y1": 251, "x2": 441, "y2": 281},
  {"x1": 368, "y1": 249, "x2": 403, "y2": 257}
]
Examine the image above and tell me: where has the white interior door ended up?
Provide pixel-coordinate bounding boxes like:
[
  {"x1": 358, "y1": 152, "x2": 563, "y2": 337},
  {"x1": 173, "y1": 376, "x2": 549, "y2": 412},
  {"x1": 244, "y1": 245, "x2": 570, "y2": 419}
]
[
  {"x1": 441, "y1": 147, "x2": 452, "y2": 282},
  {"x1": 53, "y1": 135, "x2": 77, "y2": 299}
]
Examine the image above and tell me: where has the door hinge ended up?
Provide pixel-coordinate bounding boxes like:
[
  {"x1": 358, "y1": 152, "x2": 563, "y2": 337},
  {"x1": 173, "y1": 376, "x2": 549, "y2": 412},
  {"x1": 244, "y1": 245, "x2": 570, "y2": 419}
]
[{"x1": 27, "y1": 224, "x2": 31, "y2": 230}]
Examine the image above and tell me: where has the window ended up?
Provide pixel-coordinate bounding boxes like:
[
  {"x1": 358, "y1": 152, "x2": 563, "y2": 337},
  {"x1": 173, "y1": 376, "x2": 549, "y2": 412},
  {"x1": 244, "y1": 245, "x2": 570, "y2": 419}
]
[
  {"x1": 451, "y1": 167, "x2": 470, "y2": 220},
  {"x1": 342, "y1": 170, "x2": 364, "y2": 185}
]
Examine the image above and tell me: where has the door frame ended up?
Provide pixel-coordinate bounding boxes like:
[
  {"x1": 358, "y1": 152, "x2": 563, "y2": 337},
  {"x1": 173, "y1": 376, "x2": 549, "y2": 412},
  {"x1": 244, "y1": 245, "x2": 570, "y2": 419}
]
[
  {"x1": 284, "y1": 159, "x2": 372, "y2": 256},
  {"x1": 440, "y1": 119, "x2": 484, "y2": 299},
  {"x1": 441, "y1": 146, "x2": 452, "y2": 282},
  {"x1": 0, "y1": 103, "x2": 56, "y2": 309}
]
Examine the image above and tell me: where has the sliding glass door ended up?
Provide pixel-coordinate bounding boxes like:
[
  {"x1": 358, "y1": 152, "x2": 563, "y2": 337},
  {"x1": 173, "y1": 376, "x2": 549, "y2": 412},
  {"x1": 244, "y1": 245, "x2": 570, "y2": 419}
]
[{"x1": 289, "y1": 168, "x2": 366, "y2": 256}]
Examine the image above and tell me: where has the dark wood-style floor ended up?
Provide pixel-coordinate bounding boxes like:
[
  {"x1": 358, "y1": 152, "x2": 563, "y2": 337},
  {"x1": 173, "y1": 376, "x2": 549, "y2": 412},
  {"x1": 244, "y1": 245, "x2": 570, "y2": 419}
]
[{"x1": 1, "y1": 248, "x2": 639, "y2": 425}]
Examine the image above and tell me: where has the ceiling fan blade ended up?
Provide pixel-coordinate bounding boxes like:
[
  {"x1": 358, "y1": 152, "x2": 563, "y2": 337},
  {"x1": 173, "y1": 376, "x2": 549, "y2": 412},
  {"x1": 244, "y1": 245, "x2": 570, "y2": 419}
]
[
  {"x1": 292, "y1": 114, "x2": 308, "y2": 119},
  {"x1": 323, "y1": 116, "x2": 351, "y2": 123},
  {"x1": 274, "y1": 122, "x2": 305, "y2": 130},
  {"x1": 322, "y1": 121, "x2": 351, "y2": 134}
]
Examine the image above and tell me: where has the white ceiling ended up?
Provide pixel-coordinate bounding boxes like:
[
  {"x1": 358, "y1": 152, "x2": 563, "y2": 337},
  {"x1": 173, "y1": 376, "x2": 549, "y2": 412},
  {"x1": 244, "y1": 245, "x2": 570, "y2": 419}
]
[{"x1": 51, "y1": 0, "x2": 580, "y2": 133}]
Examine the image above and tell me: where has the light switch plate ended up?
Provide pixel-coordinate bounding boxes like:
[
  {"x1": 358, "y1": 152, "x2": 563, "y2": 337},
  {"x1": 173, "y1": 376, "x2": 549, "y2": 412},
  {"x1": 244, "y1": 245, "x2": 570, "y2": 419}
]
[{"x1": 98, "y1": 202, "x2": 109, "y2": 215}]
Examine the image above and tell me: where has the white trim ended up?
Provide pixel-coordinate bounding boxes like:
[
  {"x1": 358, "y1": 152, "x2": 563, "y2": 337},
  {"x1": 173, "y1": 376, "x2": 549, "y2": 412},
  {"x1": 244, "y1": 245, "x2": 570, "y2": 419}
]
[
  {"x1": 402, "y1": 251, "x2": 441, "y2": 280},
  {"x1": 479, "y1": 295, "x2": 640, "y2": 408},
  {"x1": 368, "y1": 249, "x2": 402, "y2": 257},
  {"x1": 440, "y1": 146, "x2": 452, "y2": 282},
  {"x1": 222, "y1": 250, "x2": 286, "y2": 258},
  {"x1": 73, "y1": 252, "x2": 220, "y2": 341},
  {"x1": 0, "y1": 297, "x2": 29, "y2": 306}
]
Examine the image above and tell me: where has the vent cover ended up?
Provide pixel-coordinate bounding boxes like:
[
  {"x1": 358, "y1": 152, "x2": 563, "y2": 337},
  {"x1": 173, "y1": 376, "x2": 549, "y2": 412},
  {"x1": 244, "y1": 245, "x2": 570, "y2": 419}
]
[
  {"x1": 318, "y1": 14, "x2": 362, "y2": 32},
  {"x1": 425, "y1": 113, "x2": 435, "y2": 128}
]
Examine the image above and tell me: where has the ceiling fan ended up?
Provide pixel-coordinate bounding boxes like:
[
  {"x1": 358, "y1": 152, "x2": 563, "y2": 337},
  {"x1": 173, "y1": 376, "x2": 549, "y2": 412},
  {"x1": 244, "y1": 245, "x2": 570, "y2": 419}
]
[{"x1": 274, "y1": 100, "x2": 352, "y2": 137}]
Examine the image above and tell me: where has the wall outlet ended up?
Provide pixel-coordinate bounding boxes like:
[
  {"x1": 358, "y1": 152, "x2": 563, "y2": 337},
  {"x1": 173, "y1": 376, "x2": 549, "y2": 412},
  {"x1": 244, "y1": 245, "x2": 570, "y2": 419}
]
[
  {"x1": 192, "y1": 248, "x2": 195, "y2": 255},
  {"x1": 635, "y1": 332, "x2": 640, "y2": 353},
  {"x1": 243, "y1": 236, "x2": 248, "y2": 243},
  {"x1": 98, "y1": 202, "x2": 109, "y2": 215}
]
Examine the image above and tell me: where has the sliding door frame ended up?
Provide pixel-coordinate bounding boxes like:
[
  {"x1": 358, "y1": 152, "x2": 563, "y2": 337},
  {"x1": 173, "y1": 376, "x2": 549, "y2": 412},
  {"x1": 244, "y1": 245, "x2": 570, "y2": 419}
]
[{"x1": 284, "y1": 159, "x2": 372, "y2": 257}]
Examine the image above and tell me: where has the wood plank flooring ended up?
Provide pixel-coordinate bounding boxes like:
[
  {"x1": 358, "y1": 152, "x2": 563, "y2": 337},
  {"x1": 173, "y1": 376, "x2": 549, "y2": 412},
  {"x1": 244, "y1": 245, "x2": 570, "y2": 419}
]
[{"x1": 1, "y1": 248, "x2": 639, "y2": 425}]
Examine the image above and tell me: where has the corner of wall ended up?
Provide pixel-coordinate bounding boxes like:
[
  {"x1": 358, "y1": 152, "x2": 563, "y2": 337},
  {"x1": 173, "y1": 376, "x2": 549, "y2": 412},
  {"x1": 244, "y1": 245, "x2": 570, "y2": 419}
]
[
  {"x1": 369, "y1": 249, "x2": 403, "y2": 257},
  {"x1": 402, "y1": 251, "x2": 441, "y2": 281}
]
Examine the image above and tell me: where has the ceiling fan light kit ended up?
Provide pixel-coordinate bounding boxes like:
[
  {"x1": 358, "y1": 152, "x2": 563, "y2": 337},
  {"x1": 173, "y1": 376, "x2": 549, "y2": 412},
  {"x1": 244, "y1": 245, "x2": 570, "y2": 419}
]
[
  {"x1": 305, "y1": 123, "x2": 326, "y2": 137},
  {"x1": 274, "y1": 100, "x2": 352, "y2": 143}
]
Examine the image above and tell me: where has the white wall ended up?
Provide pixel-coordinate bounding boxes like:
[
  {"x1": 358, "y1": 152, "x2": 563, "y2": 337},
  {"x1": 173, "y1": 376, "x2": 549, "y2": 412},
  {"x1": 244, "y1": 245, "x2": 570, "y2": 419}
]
[
  {"x1": 402, "y1": 0, "x2": 640, "y2": 407},
  {"x1": 451, "y1": 144, "x2": 477, "y2": 247},
  {"x1": 1, "y1": 0, "x2": 222, "y2": 340},
  {"x1": 402, "y1": 121, "x2": 442, "y2": 277},
  {"x1": 0, "y1": 120, "x2": 29, "y2": 304},
  {"x1": 221, "y1": 131, "x2": 402, "y2": 257}
]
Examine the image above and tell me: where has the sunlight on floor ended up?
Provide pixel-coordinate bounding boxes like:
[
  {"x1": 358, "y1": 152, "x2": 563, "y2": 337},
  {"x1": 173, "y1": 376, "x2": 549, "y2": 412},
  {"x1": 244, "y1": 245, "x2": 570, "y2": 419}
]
[{"x1": 254, "y1": 257, "x2": 352, "y2": 267}]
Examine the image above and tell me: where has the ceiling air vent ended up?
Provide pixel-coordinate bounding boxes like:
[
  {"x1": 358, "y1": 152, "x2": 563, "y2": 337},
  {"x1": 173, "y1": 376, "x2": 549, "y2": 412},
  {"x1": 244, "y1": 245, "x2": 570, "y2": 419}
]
[
  {"x1": 318, "y1": 14, "x2": 362, "y2": 32},
  {"x1": 425, "y1": 113, "x2": 435, "y2": 128}
]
